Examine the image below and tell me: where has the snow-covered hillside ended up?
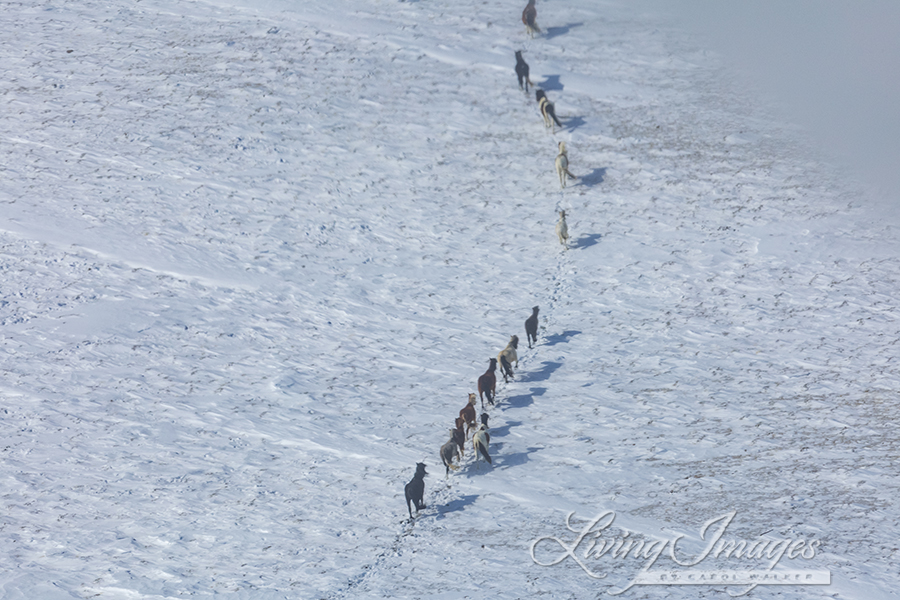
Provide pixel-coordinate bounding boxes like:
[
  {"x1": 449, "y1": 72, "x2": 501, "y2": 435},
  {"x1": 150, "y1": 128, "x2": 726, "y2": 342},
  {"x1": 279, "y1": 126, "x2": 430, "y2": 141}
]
[{"x1": 1, "y1": 0, "x2": 898, "y2": 598}]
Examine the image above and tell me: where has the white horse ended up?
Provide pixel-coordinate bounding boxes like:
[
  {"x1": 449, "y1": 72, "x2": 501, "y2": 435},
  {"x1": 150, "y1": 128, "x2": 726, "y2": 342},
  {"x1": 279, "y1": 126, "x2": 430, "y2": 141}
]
[
  {"x1": 555, "y1": 141, "x2": 576, "y2": 189},
  {"x1": 556, "y1": 209, "x2": 569, "y2": 249},
  {"x1": 473, "y1": 424, "x2": 492, "y2": 468},
  {"x1": 497, "y1": 335, "x2": 519, "y2": 382}
]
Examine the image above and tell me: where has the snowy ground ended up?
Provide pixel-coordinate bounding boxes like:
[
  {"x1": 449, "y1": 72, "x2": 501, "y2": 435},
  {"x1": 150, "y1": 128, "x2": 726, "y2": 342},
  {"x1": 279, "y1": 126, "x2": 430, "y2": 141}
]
[{"x1": 1, "y1": 0, "x2": 898, "y2": 598}]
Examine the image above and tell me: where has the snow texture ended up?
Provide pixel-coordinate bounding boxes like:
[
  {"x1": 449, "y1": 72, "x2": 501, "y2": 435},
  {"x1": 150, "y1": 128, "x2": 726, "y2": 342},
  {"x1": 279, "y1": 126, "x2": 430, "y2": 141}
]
[{"x1": 0, "y1": 0, "x2": 898, "y2": 598}]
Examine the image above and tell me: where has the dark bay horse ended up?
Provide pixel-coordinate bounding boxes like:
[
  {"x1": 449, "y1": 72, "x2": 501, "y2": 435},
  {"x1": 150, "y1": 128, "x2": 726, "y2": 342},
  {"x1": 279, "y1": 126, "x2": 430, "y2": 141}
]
[{"x1": 477, "y1": 358, "x2": 497, "y2": 409}]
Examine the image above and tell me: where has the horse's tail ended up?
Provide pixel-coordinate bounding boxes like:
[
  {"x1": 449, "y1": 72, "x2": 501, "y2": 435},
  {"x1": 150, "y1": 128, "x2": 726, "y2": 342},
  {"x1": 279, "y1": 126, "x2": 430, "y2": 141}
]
[
  {"x1": 500, "y1": 355, "x2": 514, "y2": 379},
  {"x1": 550, "y1": 105, "x2": 562, "y2": 127},
  {"x1": 476, "y1": 440, "x2": 492, "y2": 464},
  {"x1": 404, "y1": 485, "x2": 413, "y2": 517}
]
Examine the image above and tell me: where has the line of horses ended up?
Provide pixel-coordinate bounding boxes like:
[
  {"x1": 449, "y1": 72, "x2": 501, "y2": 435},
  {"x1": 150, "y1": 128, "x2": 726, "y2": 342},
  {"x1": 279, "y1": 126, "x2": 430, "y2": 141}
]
[
  {"x1": 406, "y1": 306, "x2": 541, "y2": 518},
  {"x1": 406, "y1": 0, "x2": 571, "y2": 520}
]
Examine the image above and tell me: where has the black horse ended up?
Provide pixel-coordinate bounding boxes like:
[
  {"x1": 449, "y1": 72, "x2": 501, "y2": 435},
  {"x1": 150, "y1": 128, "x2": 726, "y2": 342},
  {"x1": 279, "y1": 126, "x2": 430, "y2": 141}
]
[
  {"x1": 525, "y1": 306, "x2": 540, "y2": 348},
  {"x1": 515, "y1": 51, "x2": 533, "y2": 92},
  {"x1": 404, "y1": 462, "x2": 428, "y2": 518}
]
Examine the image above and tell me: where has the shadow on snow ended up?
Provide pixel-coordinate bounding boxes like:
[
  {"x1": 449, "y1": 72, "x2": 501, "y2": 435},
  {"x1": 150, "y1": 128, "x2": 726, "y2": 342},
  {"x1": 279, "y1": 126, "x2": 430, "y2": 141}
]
[
  {"x1": 537, "y1": 74, "x2": 563, "y2": 92},
  {"x1": 572, "y1": 233, "x2": 602, "y2": 249},
  {"x1": 564, "y1": 115, "x2": 587, "y2": 132},
  {"x1": 518, "y1": 361, "x2": 562, "y2": 382},
  {"x1": 544, "y1": 330, "x2": 581, "y2": 345},
  {"x1": 577, "y1": 167, "x2": 606, "y2": 187},
  {"x1": 489, "y1": 420, "x2": 522, "y2": 438},
  {"x1": 498, "y1": 446, "x2": 542, "y2": 468},
  {"x1": 504, "y1": 386, "x2": 546, "y2": 409},
  {"x1": 545, "y1": 22, "x2": 584, "y2": 40},
  {"x1": 436, "y1": 494, "x2": 479, "y2": 518}
]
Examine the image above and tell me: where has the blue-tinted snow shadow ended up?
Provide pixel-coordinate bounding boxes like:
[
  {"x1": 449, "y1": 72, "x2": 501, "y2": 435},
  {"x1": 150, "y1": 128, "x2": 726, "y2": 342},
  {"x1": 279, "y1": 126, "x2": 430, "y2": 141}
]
[
  {"x1": 436, "y1": 494, "x2": 478, "y2": 518},
  {"x1": 572, "y1": 234, "x2": 602, "y2": 249},
  {"x1": 463, "y1": 458, "x2": 494, "y2": 476},
  {"x1": 564, "y1": 115, "x2": 587, "y2": 132},
  {"x1": 545, "y1": 22, "x2": 584, "y2": 40},
  {"x1": 544, "y1": 330, "x2": 581, "y2": 346},
  {"x1": 577, "y1": 167, "x2": 606, "y2": 187},
  {"x1": 519, "y1": 361, "x2": 562, "y2": 383},
  {"x1": 489, "y1": 420, "x2": 522, "y2": 438},
  {"x1": 505, "y1": 386, "x2": 546, "y2": 409},
  {"x1": 537, "y1": 75, "x2": 563, "y2": 92},
  {"x1": 498, "y1": 446, "x2": 542, "y2": 468}
]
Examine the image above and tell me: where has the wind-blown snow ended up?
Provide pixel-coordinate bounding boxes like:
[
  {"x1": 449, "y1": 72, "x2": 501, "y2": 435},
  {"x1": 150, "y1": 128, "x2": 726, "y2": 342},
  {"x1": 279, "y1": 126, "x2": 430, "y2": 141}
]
[{"x1": 1, "y1": 0, "x2": 898, "y2": 598}]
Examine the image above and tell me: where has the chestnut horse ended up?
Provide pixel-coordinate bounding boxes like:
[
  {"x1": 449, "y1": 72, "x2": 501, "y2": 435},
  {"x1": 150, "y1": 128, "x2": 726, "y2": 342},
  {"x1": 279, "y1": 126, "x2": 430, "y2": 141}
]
[
  {"x1": 459, "y1": 393, "x2": 478, "y2": 438},
  {"x1": 522, "y1": 0, "x2": 540, "y2": 37}
]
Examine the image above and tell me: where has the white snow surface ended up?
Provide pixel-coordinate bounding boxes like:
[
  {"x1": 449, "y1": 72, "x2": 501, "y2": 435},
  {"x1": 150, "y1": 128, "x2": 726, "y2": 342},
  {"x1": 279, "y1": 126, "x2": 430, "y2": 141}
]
[{"x1": 1, "y1": 0, "x2": 898, "y2": 598}]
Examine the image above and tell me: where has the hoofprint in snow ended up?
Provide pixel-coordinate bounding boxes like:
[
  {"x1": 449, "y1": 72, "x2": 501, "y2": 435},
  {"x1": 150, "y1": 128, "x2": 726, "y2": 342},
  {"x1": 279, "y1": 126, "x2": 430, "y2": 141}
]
[{"x1": 0, "y1": 0, "x2": 897, "y2": 598}]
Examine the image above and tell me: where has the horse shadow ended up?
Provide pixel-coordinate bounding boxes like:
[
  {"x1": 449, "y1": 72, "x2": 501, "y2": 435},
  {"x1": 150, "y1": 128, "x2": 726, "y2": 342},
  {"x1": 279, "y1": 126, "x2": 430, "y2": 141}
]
[
  {"x1": 564, "y1": 115, "x2": 587, "y2": 132},
  {"x1": 545, "y1": 22, "x2": 584, "y2": 40},
  {"x1": 578, "y1": 167, "x2": 606, "y2": 187},
  {"x1": 537, "y1": 74, "x2": 563, "y2": 92},
  {"x1": 498, "y1": 446, "x2": 542, "y2": 468},
  {"x1": 464, "y1": 458, "x2": 495, "y2": 476},
  {"x1": 572, "y1": 234, "x2": 602, "y2": 249},
  {"x1": 544, "y1": 330, "x2": 581, "y2": 346},
  {"x1": 519, "y1": 362, "x2": 562, "y2": 383},
  {"x1": 489, "y1": 420, "x2": 522, "y2": 438},
  {"x1": 505, "y1": 386, "x2": 546, "y2": 409},
  {"x1": 436, "y1": 494, "x2": 478, "y2": 518}
]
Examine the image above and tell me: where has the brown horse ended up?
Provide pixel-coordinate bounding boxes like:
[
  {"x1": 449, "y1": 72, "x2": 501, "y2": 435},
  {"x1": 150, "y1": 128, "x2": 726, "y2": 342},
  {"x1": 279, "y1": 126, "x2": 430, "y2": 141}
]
[
  {"x1": 522, "y1": 0, "x2": 540, "y2": 37},
  {"x1": 477, "y1": 358, "x2": 498, "y2": 409},
  {"x1": 453, "y1": 417, "x2": 467, "y2": 456},
  {"x1": 459, "y1": 393, "x2": 478, "y2": 438}
]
